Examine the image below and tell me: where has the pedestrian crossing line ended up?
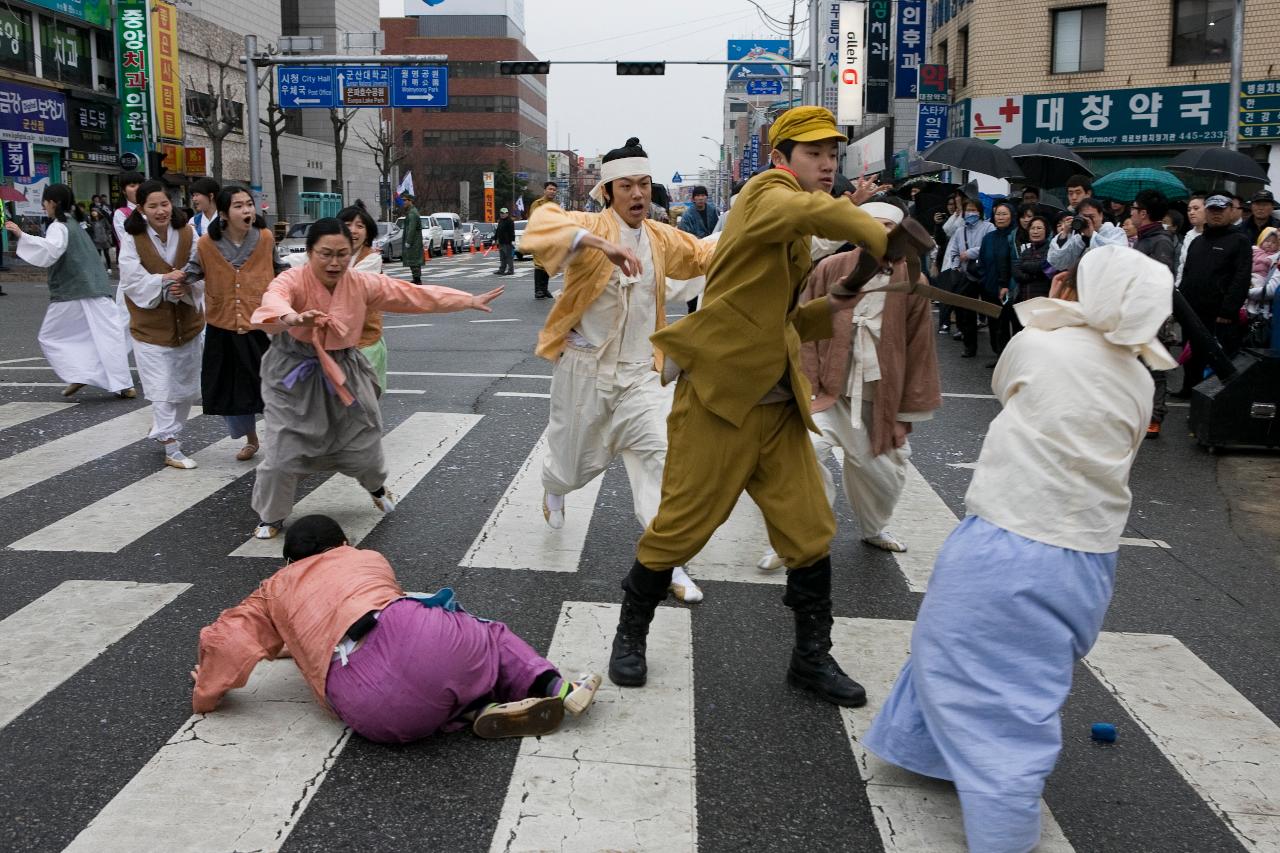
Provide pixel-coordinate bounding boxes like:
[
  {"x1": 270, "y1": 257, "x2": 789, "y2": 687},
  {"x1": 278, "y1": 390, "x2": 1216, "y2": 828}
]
[
  {"x1": 231, "y1": 411, "x2": 482, "y2": 558},
  {"x1": 0, "y1": 405, "x2": 198, "y2": 502},
  {"x1": 1083, "y1": 633, "x2": 1280, "y2": 850},
  {"x1": 63, "y1": 660, "x2": 349, "y2": 853},
  {"x1": 1117, "y1": 537, "x2": 1172, "y2": 549},
  {"x1": 490, "y1": 602, "x2": 696, "y2": 852},
  {"x1": 832, "y1": 617, "x2": 1076, "y2": 851},
  {"x1": 0, "y1": 400, "x2": 75, "y2": 431},
  {"x1": 0, "y1": 356, "x2": 47, "y2": 365},
  {"x1": 387, "y1": 370, "x2": 551, "y2": 380},
  {"x1": 10, "y1": 437, "x2": 254, "y2": 553},
  {"x1": 0, "y1": 381, "x2": 75, "y2": 387},
  {"x1": 686, "y1": 495, "x2": 783, "y2": 585},
  {"x1": 494, "y1": 391, "x2": 551, "y2": 399},
  {"x1": 0, "y1": 580, "x2": 190, "y2": 730},
  {"x1": 460, "y1": 432, "x2": 605, "y2": 572},
  {"x1": 381, "y1": 322, "x2": 434, "y2": 330}
]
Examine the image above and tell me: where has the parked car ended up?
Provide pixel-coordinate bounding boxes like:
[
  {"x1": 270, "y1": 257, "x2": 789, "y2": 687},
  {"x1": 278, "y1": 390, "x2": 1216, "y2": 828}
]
[
  {"x1": 472, "y1": 221, "x2": 497, "y2": 249},
  {"x1": 374, "y1": 221, "x2": 400, "y2": 261},
  {"x1": 388, "y1": 215, "x2": 443, "y2": 260},
  {"x1": 513, "y1": 219, "x2": 529, "y2": 260},
  {"x1": 459, "y1": 221, "x2": 496, "y2": 250},
  {"x1": 431, "y1": 212, "x2": 461, "y2": 251},
  {"x1": 276, "y1": 221, "x2": 315, "y2": 262}
]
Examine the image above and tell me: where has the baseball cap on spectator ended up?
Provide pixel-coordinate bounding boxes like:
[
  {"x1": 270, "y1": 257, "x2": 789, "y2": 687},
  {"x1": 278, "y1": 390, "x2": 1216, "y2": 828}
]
[
  {"x1": 1250, "y1": 190, "x2": 1275, "y2": 204},
  {"x1": 1204, "y1": 195, "x2": 1231, "y2": 210}
]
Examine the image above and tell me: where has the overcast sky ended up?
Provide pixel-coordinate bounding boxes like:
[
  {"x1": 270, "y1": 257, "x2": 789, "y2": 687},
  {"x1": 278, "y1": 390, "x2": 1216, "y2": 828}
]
[{"x1": 378, "y1": 0, "x2": 802, "y2": 185}]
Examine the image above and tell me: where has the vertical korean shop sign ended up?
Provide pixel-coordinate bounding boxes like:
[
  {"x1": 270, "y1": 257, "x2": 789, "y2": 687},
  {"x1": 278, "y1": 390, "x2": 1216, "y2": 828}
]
[
  {"x1": 483, "y1": 170, "x2": 495, "y2": 223},
  {"x1": 866, "y1": 0, "x2": 891, "y2": 113},
  {"x1": 116, "y1": 0, "x2": 152, "y2": 166},
  {"x1": 837, "y1": 1, "x2": 866, "y2": 126},
  {"x1": 151, "y1": 0, "x2": 182, "y2": 143},
  {"x1": 894, "y1": 0, "x2": 925, "y2": 99}
]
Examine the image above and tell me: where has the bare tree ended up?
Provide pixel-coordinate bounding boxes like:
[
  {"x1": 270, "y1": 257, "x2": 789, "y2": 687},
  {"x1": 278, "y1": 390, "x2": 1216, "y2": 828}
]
[
  {"x1": 259, "y1": 70, "x2": 290, "y2": 224},
  {"x1": 185, "y1": 45, "x2": 242, "y2": 184},
  {"x1": 353, "y1": 113, "x2": 405, "y2": 221},
  {"x1": 329, "y1": 107, "x2": 357, "y2": 204}
]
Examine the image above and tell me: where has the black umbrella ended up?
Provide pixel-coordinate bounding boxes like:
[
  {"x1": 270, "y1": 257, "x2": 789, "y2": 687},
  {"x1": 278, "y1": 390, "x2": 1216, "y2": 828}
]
[
  {"x1": 1009, "y1": 141, "x2": 1092, "y2": 187},
  {"x1": 921, "y1": 137, "x2": 1025, "y2": 181},
  {"x1": 1033, "y1": 190, "x2": 1067, "y2": 212},
  {"x1": 1166, "y1": 146, "x2": 1269, "y2": 183}
]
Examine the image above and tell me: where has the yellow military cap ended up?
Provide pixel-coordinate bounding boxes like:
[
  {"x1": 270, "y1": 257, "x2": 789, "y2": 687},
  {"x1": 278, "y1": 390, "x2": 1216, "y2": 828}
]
[{"x1": 768, "y1": 106, "x2": 847, "y2": 147}]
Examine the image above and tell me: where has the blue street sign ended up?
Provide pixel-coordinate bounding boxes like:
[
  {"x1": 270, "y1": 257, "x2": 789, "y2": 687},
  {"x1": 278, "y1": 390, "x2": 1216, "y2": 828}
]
[
  {"x1": 278, "y1": 65, "x2": 450, "y2": 109},
  {"x1": 671, "y1": 171, "x2": 683, "y2": 184},
  {"x1": 391, "y1": 66, "x2": 448, "y2": 107},
  {"x1": 747, "y1": 80, "x2": 783, "y2": 96}
]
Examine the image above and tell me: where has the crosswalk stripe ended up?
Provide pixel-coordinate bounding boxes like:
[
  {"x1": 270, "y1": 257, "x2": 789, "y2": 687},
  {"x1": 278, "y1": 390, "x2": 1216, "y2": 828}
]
[
  {"x1": 1083, "y1": 632, "x2": 1280, "y2": 848},
  {"x1": 490, "y1": 602, "x2": 696, "y2": 852},
  {"x1": 888, "y1": 462, "x2": 960, "y2": 593},
  {"x1": 10, "y1": 437, "x2": 254, "y2": 553},
  {"x1": 686, "y1": 495, "x2": 783, "y2": 585},
  {"x1": 0, "y1": 405, "x2": 195, "y2": 502},
  {"x1": 459, "y1": 432, "x2": 605, "y2": 572},
  {"x1": 63, "y1": 660, "x2": 349, "y2": 853},
  {"x1": 832, "y1": 617, "x2": 1075, "y2": 851},
  {"x1": 0, "y1": 580, "x2": 190, "y2": 730},
  {"x1": 0, "y1": 401, "x2": 75, "y2": 430},
  {"x1": 230, "y1": 411, "x2": 481, "y2": 558}
]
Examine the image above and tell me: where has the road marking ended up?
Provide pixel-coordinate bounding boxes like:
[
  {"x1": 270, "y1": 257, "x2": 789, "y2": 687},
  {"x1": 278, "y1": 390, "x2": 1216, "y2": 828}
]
[
  {"x1": 63, "y1": 661, "x2": 349, "y2": 853},
  {"x1": 1083, "y1": 633, "x2": 1280, "y2": 849},
  {"x1": 0, "y1": 365, "x2": 139, "y2": 373},
  {"x1": 0, "y1": 356, "x2": 47, "y2": 365},
  {"x1": 231, "y1": 412, "x2": 481, "y2": 557},
  {"x1": 490, "y1": 602, "x2": 695, "y2": 852},
  {"x1": 886, "y1": 463, "x2": 960, "y2": 592},
  {"x1": 10, "y1": 437, "x2": 254, "y2": 553},
  {"x1": 686, "y1": 494, "x2": 783, "y2": 585},
  {"x1": 1117, "y1": 537, "x2": 1172, "y2": 549},
  {"x1": 494, "y1": 391, "x2": 551, "y2": 399},
  {"x1": 0, "y1": 381, "x2": 80, "y2": 387},
  {"x1": 470, "y1": 318, "x2": 521, "y2": 323},
  {"x1": 946, "y1": 461, "x2": 977, "y2": 470},
  {"x1": 833, "y1": 617, "x2": 1075, "y2": 851},
  {"x1": 387, "y1": 371, "x2": 552, "y2": 380},
  {"x1": 383, "y1": 389, "x2": 425, "y2": 395},
  {"x1": 0, "y1": 580, "x2": 189, "y2": 730},
  {"x1": 941, "y1": 392, "x2": 997, "y2": 400},
  {"x1": 460, "y1": 432, "x2": 604, "y2": 572},
  {"x1": 0, "y1": 401, "x2": 74, "y2": 431},
  {"x1": 0, "y1": 406, "x2": 194, "y2": 501},
  {"x1": 382, "y1": 322, "x2": 434, "y2": 329}
]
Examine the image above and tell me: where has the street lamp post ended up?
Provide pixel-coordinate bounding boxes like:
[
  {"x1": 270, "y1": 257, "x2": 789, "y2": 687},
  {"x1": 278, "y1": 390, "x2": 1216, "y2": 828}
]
[
  {"x1": 504, "y1": 134, "x2": 538, "y2": 214},
  {"x1": 700, "y1": 135, "x2": 725, "y2": 209}
]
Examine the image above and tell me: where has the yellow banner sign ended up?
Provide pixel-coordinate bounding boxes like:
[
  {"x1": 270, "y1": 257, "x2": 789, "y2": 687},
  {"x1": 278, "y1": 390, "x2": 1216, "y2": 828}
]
[{"x1": 150, "y1": 0, "x2": 183, "y2": 143}]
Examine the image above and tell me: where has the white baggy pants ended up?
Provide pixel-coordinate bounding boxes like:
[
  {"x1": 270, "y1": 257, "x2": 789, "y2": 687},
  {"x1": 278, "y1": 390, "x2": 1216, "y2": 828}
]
[
  {"x1": 38, "y1": 297, "x2": 134, "y2": 393},
  {"x1": 541, "y1": 346, "x2": 667, "y2": 528},
  {"x1": 811, "y1": 396, "x2": 910, "y2": 538}
]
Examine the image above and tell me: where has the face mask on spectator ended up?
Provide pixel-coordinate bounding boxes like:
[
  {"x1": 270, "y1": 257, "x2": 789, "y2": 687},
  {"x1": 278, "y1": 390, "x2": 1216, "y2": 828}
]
[{"x1": 964, "y1": 212, "x2": 980, "y2": 225}]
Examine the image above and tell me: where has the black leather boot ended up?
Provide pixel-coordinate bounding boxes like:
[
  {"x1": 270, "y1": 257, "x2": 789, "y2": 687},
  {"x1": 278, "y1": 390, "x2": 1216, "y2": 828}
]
[
  {"x1": 608, "y1": 560, "x2": 672, "y2": 687},
  {"x1": 783, "y1": 558, "x2": 867, "y2": 707}
]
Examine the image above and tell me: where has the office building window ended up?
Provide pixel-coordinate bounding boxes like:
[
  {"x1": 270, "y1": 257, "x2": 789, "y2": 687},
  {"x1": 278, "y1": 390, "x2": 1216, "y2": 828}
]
[
  {"x1": 937, "y1": 40, "x2": 948, "y2": 71},
  {"x1": 1052, "y1": 6, "x2": 1106, "y2": 73},
  {"x1": 958, "y1": 27, "x2": 969, "y2": 87},
  {"x1": 1171, "y1": 0, "x2": 1231, "y2": 65},
  {"x1": 402, "y1": 130, "x2": 413, "y2": 147}
]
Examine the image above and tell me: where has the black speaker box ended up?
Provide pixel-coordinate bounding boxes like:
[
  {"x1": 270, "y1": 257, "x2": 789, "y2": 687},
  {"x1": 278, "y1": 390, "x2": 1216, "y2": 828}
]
[{"x1": 1189, "y1": 349, "x2": 1280, "y2": 451}]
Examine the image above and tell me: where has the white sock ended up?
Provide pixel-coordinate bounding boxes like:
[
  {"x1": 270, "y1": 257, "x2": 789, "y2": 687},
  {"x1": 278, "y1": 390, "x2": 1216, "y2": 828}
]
[{"x1": 545, "y1": 492, "x2": 564, "y2": 512}]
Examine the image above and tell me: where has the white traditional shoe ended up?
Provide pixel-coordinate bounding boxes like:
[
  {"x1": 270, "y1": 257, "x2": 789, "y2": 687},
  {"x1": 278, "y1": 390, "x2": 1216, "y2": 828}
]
[
  {"x1": 371, "y1": 489, "x2": 398, "y2": 513},
  {"x1": 163, "y1": 444, "x2": 197, "y2": 470},
  {"x1": 669, "y1": 566, "x2": 704, "y2": 603},
  {"x1": 561, "y1": 672, "x2": 602, "y2": 717},
  {"x1": 472, "y1": 696, "x2": 565, "y2": 739},
  {"x1": 543, "y1": 491, "x2": 565, "y2": 530},
  {"x1": 757, "y1": 549, "x2": 786, "y2": 571},
  {"x1": 862, "y1": 531, "x2": 907, "y2": 553},
  {"x1": 253, "y1": 521, "x2": 283, "y2": 540}
]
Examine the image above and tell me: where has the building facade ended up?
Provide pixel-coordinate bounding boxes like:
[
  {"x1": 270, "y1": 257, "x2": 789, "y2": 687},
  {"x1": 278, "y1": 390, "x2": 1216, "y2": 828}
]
[{"x1": 380, "y1": 8, "x2": 548, "y2": 219}]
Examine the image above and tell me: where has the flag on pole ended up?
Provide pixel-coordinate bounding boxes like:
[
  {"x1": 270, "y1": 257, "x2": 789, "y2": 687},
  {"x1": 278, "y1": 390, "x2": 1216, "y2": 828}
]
[
  {"x1": 395, "y1": 171, "x2": 414, "y2": 204},
  {"x1": 515, "y1": 195, "x2": 525, "y2": 216}
]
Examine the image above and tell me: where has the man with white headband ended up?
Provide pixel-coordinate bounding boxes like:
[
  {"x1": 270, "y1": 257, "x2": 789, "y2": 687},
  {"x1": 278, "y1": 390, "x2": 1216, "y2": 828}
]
[
  {"x1": 864, "y1": 245, "x2": 1176, "y2": 853},
  {"x1": 520, "y1": 136, "x2": 715, "y2": 603},
  {"x1": 758, "y1": 199, "x2": 940, "y2": 569}
]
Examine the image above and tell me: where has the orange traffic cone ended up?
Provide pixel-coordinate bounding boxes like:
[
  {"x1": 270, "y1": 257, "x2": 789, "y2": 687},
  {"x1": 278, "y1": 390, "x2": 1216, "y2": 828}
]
[
  {"x1": 470, "y1": 240, "x2": 477, "y2": 255},
  {"x1": 446, "y1": 241, "x2": 453, "y2": 258},
  {"x1": 422, "y1": 246, "x2": 429, "y2": 264}
]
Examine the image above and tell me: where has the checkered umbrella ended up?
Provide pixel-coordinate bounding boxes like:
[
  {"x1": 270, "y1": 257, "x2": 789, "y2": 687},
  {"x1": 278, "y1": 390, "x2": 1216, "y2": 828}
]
[{"x1": 1091, "y1": 168, "x2": 1189, "y2": 202}]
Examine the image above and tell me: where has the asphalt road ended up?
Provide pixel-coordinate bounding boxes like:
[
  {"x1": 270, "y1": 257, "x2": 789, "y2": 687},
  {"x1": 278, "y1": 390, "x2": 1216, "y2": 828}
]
[{"x1": 0, "y1": 251, "x2": 1276, "y2": 853}]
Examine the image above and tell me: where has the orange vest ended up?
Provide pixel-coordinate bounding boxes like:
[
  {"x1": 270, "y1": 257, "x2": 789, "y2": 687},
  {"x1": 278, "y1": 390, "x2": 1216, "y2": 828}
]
[
  {"x1": 126, "y1": 227, "x2": 205, "y2": 348},
  {"x1": 197, "y1": 228, "x2": 276, "y2": 333}
]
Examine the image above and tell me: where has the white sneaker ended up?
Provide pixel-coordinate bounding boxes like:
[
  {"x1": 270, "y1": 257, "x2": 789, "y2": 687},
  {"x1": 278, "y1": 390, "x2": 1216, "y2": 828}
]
[
  {"x1": 561, "y1": 672, "x2": 602, "y2": 717},
  {"x1": 543, "y1": 491, "x2": 565, "y2": 530},
  {"x1": 254, "y1": 521, "x2": 283, "y2": 540},
  {"x1": 757, "y1": 548, "x2": 786, "y2": 571},
  {"x1": 163, "y1": 444, "x2": 197, "y2": 470},
  {"x1": 371, "y1": 489, "x2": 398, "y2": 513},
  {"x1": 669, "y1": 565, "x2": 704, "y2": 603},
  {"x1": 863, "y1": 530, "x2": 907, "y2": 552}
]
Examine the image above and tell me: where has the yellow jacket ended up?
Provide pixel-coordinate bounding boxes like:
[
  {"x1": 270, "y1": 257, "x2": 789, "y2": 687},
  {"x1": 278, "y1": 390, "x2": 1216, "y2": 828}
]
[
  {"x1": 650, "y1": 169, "x2": 888, "y2": 432},
  {"x1": 522, "y1": 204, "x2": 714, "y2": 367}
]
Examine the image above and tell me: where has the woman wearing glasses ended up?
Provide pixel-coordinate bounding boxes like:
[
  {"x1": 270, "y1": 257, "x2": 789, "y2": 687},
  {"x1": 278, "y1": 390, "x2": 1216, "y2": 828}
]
[{"x1": 247, "y1": 218, "x2": 503, "y2": 540}]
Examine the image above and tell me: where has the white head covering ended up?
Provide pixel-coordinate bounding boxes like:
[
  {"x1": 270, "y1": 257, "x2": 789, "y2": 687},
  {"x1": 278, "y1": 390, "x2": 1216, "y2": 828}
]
[
  {"x1": 590, "y1": 157, "x2": 651, "y2": 204},
  {"x1": 859, "y1": 201, "x2": 905, "y2": 225},
  {"x1": 1014, "y1": 244, "x2": 1177, "y2": 370}
]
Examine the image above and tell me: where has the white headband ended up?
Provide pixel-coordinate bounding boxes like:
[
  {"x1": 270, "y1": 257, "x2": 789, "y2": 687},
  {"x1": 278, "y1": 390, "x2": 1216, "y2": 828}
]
[
  {"x1": 590, "y1": 157, "x2": 652, "y2": 204},
  {"x1": 860, "y1": 202, "x2": 905, "y2": 225}
]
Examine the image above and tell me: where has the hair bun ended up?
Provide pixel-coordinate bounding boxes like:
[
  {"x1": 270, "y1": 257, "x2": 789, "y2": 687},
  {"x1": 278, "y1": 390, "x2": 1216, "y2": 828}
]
[{"x1": 625, "y1": 137, "x2": 640, "y2": 148}]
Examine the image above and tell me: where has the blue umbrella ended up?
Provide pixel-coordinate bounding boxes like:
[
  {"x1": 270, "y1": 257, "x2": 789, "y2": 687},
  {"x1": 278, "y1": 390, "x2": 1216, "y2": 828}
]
[{"x1": 1091, "y1": 168, "x2": 1189, "y2": 202}]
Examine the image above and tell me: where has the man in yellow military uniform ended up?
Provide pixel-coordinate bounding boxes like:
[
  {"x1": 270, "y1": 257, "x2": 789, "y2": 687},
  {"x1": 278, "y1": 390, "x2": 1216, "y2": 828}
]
[
  {"x1": 528, "y1": 181, "x2": 559, "y2": 299},
  {"x1": 607, "y1": 107, "x2": 889, "y2": 708}
]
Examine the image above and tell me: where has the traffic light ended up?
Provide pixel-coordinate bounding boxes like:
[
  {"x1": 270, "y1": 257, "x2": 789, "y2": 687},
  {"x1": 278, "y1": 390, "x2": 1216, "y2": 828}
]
[
  {"x1": 616, "y1": 62, "x2": 665, "y2": 76},
  {"x1": 500, "y1": 61, "x2": 550, "y2": 75},
  {"x1": 147, "y1": 150, "x2": 167, "y2": 180}
]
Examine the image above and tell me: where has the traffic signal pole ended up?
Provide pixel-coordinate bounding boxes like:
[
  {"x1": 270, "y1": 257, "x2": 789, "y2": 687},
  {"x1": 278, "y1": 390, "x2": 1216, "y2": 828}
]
[{"x1": 808, "y1": 0, "x2": 821, "y2": 106}]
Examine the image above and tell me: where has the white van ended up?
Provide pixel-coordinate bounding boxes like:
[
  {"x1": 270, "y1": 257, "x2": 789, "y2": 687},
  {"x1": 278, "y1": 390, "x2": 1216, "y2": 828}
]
[{"x1": 431, "y1": 212, "x2": 461, "y2": 251}]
